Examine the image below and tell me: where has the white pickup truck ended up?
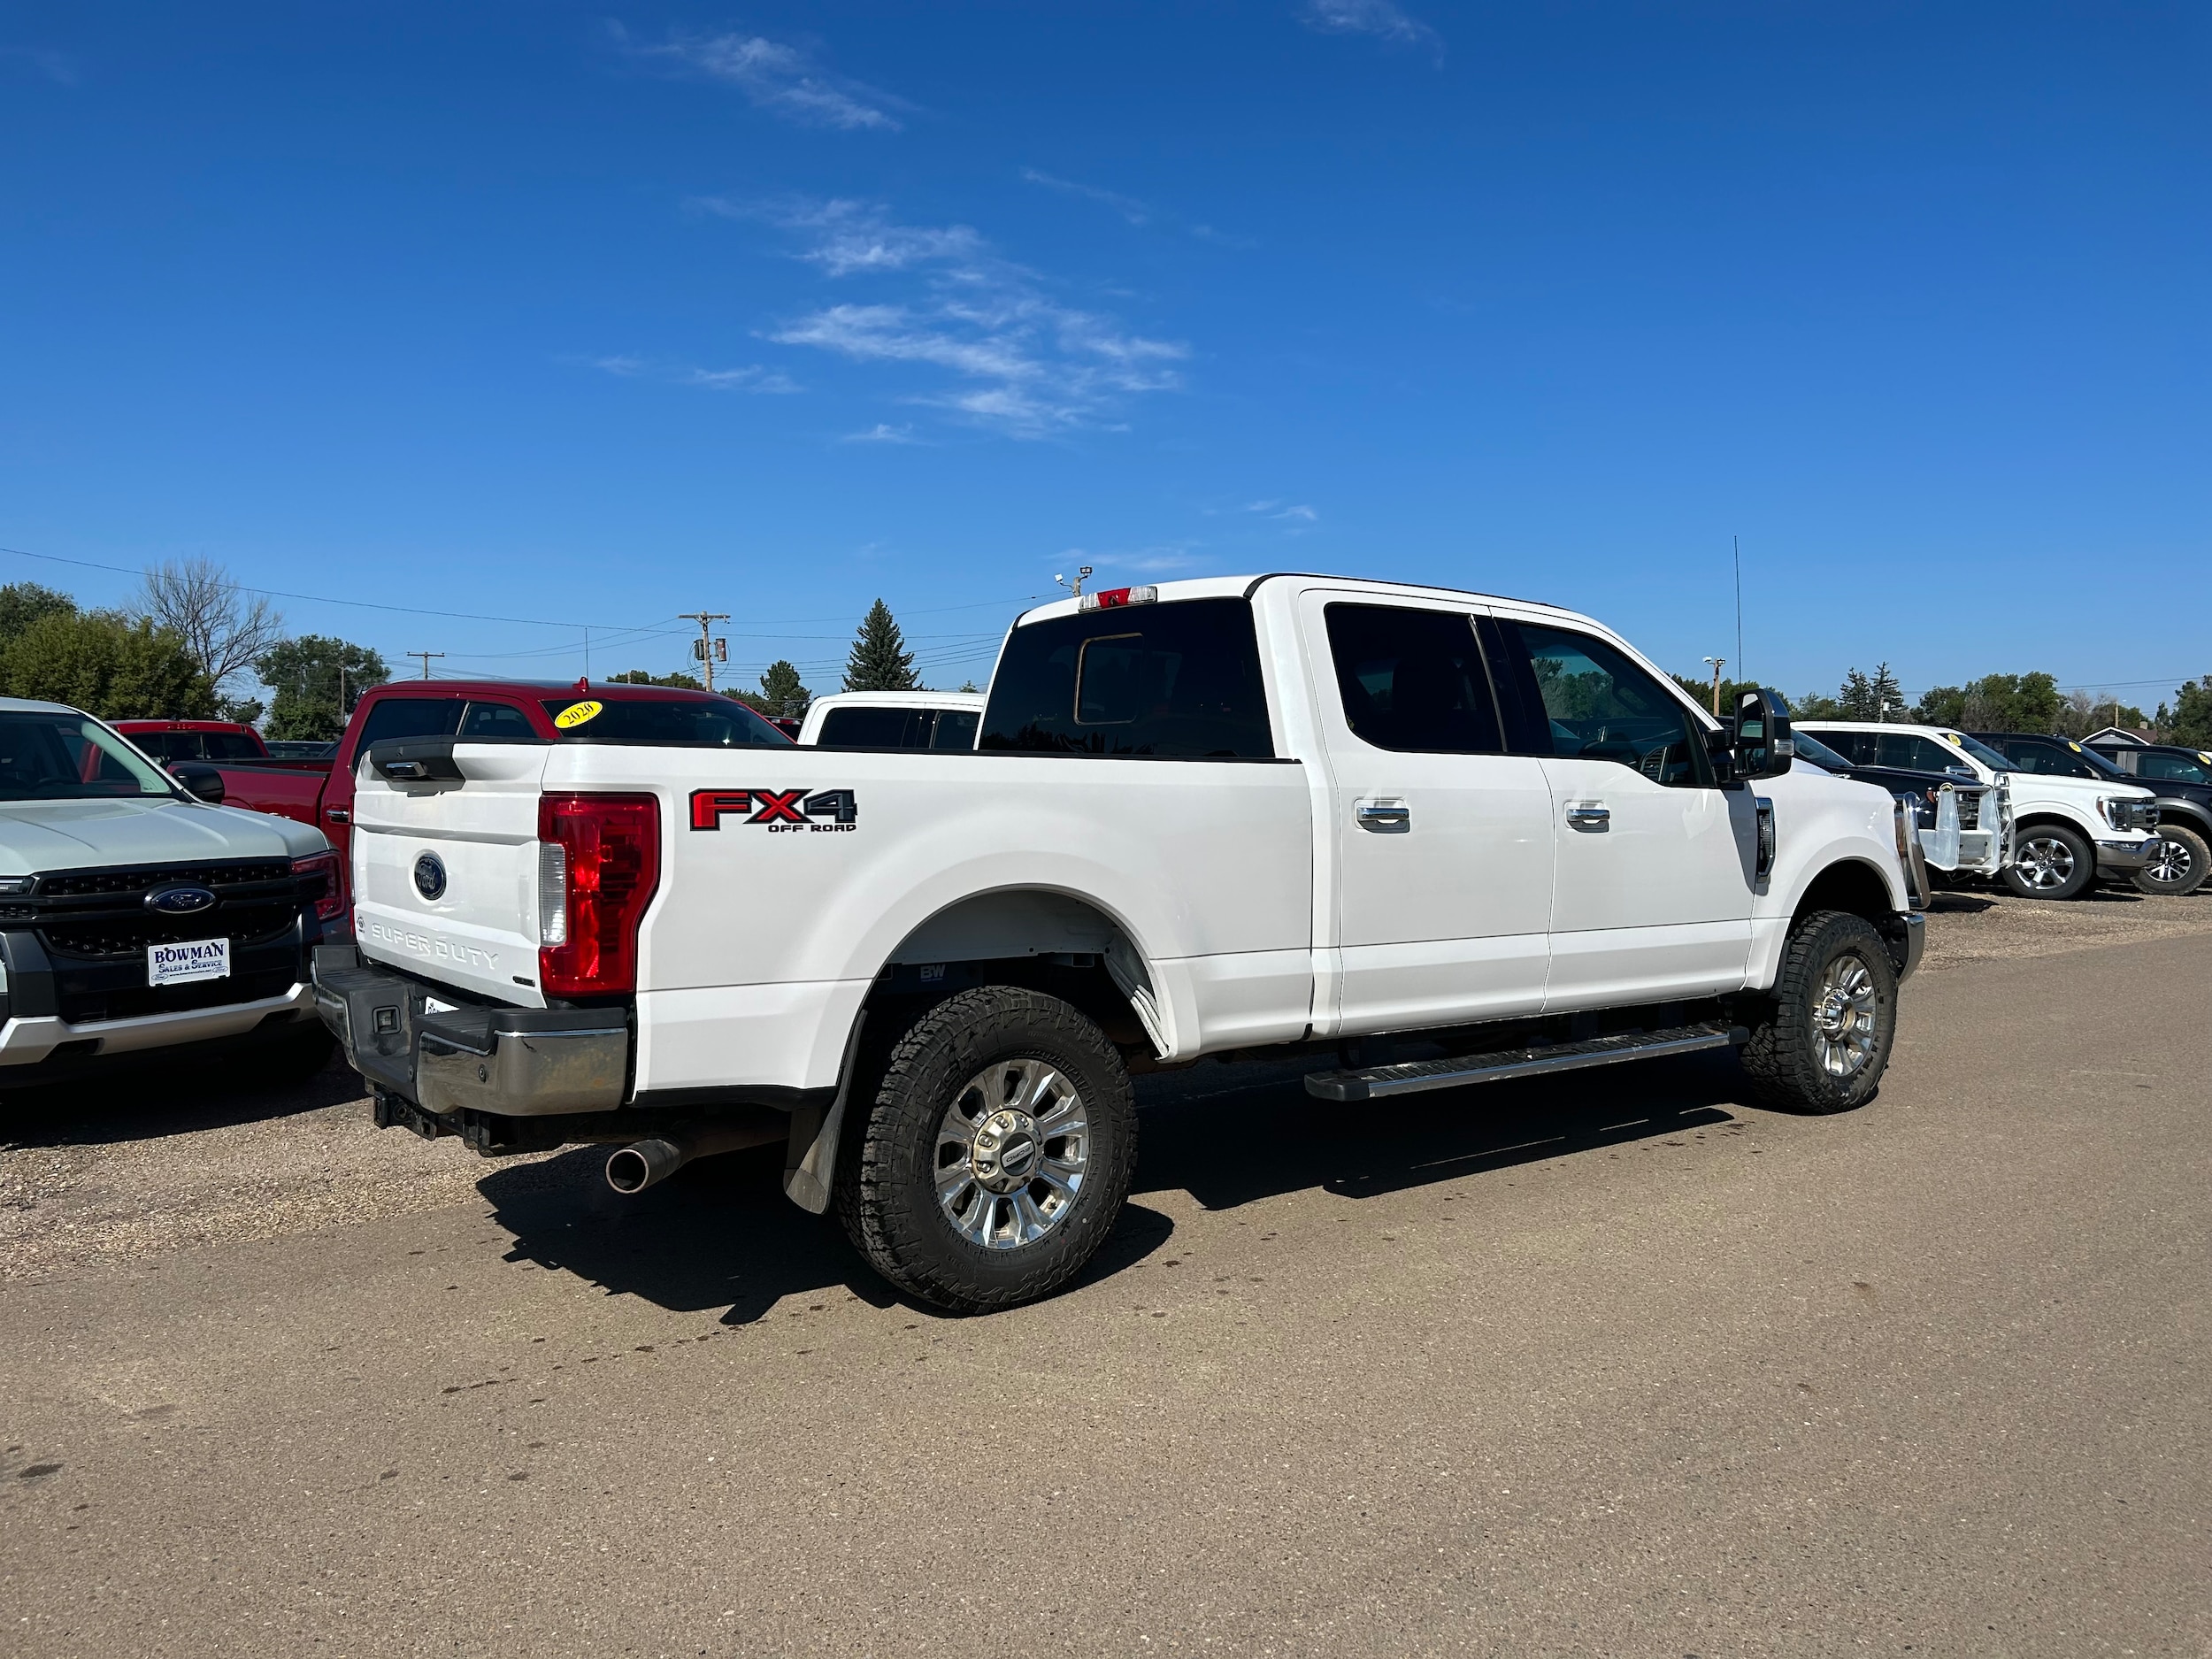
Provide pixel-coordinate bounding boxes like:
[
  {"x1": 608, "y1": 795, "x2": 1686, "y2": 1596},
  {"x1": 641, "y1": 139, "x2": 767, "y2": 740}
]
[{"x1": 318, "y1": 575, "x2": 1926, "y2": 1311}]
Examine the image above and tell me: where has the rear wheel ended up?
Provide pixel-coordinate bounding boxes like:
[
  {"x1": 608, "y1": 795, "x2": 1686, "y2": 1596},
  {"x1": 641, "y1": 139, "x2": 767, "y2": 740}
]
[
  {"x1": 1740, "y1": 910, "x2": 1898, "y2": 1114},
  {"x1": 838, "y1": 986, "x2": 1138, "y2": 1313},
  {"x1": 2003, "y1": 823, "x2": 2095, "y2": 901},
  {"x1": 2133, "y1": 825, "x2": 2208, "y2": 898}
]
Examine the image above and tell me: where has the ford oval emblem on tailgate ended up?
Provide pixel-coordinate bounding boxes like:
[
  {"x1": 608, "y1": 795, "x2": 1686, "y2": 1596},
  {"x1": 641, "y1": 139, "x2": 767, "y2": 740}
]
[
  {"x1": 145, "y1": 884, "x2": 217, "y2": 915},
  {"x1": 413, "y1": 852, "x2": 447, "y2": 902}
]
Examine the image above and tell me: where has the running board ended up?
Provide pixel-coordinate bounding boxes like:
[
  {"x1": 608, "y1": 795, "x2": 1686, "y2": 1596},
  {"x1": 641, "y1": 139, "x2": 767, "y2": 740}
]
[{"x1": 1303, "y1": 1022, "x2": 1747, "y2": 1103}]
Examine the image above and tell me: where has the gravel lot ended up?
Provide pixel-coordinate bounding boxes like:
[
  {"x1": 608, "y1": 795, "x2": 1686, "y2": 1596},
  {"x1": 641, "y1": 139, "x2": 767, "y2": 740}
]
[{"x1": 4, "y1": 885, "x2": 2205, "y2": 1284}]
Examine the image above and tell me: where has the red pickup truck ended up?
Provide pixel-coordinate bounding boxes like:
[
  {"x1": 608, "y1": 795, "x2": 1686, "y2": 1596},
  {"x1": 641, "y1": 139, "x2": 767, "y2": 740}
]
[{"x1": 150, "y1": 680, "x2": 791, "y2": 917}]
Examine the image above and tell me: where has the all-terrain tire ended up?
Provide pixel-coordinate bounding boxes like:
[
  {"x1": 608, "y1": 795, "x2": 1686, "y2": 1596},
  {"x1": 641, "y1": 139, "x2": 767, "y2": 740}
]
[
  {"x1": 2133, "y1": 824, "x2": 2208, "y2": 898},
  {"x1": 1739, "y1": 910, "x2": 1898, "y2": 1115},
  {"x1": 836, "y1": 986, "x2": 1138, "y2": 1314},
  {"x1": 2003, "y1": 822, "x2": 2096, "y2": 901}
]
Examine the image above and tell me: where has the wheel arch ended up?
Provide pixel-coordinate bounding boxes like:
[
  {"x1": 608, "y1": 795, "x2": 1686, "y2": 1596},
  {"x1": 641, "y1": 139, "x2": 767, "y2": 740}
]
[{"x1": 1792, "y1": 856, "x2": 1898, "y2": 930}]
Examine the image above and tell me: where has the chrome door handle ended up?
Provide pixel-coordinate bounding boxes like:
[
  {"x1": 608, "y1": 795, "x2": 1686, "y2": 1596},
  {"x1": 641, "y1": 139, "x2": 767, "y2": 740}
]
[
  {"x1": 1356, "y1": 799, "x2": 1411, "y2": 833},
  {"x1": 325, "y1": 808, "x2": 350, "y2": 824},
  {"x1": 1565, "y1": 803, "x2": 1610, "y2": 832}
]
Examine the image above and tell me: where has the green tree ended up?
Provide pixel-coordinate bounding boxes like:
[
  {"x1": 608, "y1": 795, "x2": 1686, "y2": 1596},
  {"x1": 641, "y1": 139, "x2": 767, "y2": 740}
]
[
  {"x1": 3, "y1": 610, "x2": 217, "y2": 718},
  {"x1": 2165, "y1": 677, "x2": 2212, "y2": 747},
  {"x1": 257, "y1": 635, "x2": 389, "y2": 741},
  {"x1": 1912, "y1": 671, "x2": 2062, "y2": 732},
  {"x1": 607, "y1": 668, "x2": 703, "y2": 689},
  {"x1": 757, "y1": 659, "x2": 812, "y2": 718},
  {"x1": 0, "y1": 582, "x2": 77, "y2": 647},
  {"x1": 1789, "y1": 689, "x2": 1846, "y2": 719},
  {"x1": 843, "y1": 599, "x2": 917, "y2": 692},
  {"x1": 1838, "y1": 663, "x2": 1904, "y2": 720}
]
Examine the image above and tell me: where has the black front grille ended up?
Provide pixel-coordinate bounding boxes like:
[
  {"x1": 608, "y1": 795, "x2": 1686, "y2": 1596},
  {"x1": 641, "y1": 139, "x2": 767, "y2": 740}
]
[
  {"x1": 27, "y1": 859, "x2": 300, "y2": 963},
  {"x1": 7, "y1": 858, "x2": 311, "y2": 1025},
  {"x1": 42, "y1": 902, "x2": 297, "y2": 960}
]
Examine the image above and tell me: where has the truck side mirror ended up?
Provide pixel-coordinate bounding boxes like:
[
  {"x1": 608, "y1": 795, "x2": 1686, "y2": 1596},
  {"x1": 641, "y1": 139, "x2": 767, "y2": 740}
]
[
  {"x1": 169, "y1": 760, "x2": 227, "y2": 804},
  {"x1": 1732, "y1": 688, "x2": 1794, "y2": 780}
]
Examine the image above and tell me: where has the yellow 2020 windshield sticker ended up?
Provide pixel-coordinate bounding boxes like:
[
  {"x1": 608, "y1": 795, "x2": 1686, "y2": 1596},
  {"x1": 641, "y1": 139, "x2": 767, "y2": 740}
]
[{"x1": 555, "y1": 700, "x2": 603, "y2": 730}]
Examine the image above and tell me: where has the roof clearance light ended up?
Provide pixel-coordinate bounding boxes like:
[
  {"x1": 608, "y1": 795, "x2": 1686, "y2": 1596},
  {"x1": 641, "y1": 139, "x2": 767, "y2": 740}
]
[{"x1": 1076, "y1": 585, "x2": 1159, "y2": 613}]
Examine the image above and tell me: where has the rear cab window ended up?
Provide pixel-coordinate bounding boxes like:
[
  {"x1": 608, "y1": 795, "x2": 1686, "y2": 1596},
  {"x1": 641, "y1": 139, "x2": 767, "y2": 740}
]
[
  {"x1": 818, "y1": 706, "x2": 931, "y2": 749},
  {"x1": 980, "y1": 597, "x2": 1275, "y2": 758},
  {"x1": 539, "y1": 696, "x2": 790, "y2": 747}
]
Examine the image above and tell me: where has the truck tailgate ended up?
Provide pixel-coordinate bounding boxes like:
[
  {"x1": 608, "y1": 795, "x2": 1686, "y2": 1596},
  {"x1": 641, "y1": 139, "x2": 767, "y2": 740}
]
[{"x1": 351, "y1": 746, "x2": 550, "y2": 1003}]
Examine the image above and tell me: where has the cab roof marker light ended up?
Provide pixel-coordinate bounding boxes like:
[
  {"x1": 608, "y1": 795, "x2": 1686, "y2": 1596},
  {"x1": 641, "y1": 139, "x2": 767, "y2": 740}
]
[{"x1": 1076, "y1": 586, "x2": 1158, "y2": 613}]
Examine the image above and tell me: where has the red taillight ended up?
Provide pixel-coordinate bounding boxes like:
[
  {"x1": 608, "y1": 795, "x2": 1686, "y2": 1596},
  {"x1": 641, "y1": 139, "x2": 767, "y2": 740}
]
[
  {"x1": 291, "y1": 852, "x2": 345, "y2": 923},
  {"x1": 537, "y1": 793, "x2": 659, "y2": 997}
]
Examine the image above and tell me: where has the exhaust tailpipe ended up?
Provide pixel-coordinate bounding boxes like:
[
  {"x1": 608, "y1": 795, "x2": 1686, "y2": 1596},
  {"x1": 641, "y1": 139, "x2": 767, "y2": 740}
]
[{"x1": 605, "y1": 1118, "x2": 785, "y2": 1195}]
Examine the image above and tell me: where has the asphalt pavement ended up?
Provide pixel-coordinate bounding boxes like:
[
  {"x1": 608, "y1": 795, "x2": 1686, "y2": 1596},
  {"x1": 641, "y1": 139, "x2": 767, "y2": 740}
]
[{"x1": 4, "y1": 924, "x2": 2207, "y2": 1656}]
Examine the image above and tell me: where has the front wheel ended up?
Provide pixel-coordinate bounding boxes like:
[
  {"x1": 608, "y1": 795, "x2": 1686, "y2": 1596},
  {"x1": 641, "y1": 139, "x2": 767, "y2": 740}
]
[
  {"x1": 2133, "y1": 825, "x2": 2208, "y2": 898},
  {"x1": 1739, "y1": 910, "x2": 1899, "y2": 1114},
  {"x1": 2003, "y1": 823, "x2": 2095, "y2": 901},
  {"x1": 838, "y1": 986, "x2": 1138, "y2": 1313}
]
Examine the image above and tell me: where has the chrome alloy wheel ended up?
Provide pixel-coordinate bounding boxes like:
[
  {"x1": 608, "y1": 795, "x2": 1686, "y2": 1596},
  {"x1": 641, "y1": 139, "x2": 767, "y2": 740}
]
[
  {"x1": 2143, "y1": 833, "x2": 2195, "y2": 889},
  {"x1": 2015, "y1": 833, "x2": 2078, "y2": 892},
  {"x1": 1810, "y1": 952, "x2": 1880, "y2": 1079},
  {"x1": 934, "y1": 1058, "x2": 1090, "y2": 1250}
]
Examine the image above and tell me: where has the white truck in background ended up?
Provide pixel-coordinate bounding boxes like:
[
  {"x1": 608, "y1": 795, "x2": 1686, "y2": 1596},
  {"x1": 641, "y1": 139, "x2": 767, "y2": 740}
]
[{"x1": 319, "y1": 574, "x2": 1926, "y2": 1312}]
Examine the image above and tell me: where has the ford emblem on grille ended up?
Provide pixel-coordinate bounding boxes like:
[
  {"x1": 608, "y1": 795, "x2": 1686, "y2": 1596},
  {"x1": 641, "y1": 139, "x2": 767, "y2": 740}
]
[
  {"x1": 144, "y1": 884, "x2": 217, "y2": 915},
  {"x1": 413, "y1": 852, "x2": 447, "y2": 902}
]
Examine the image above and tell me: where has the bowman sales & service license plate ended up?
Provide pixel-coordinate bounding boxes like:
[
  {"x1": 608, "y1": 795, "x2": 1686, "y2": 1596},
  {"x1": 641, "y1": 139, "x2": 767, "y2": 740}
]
[{"x1": 148, "y1": 938, "x2": 231, "y2": 987}]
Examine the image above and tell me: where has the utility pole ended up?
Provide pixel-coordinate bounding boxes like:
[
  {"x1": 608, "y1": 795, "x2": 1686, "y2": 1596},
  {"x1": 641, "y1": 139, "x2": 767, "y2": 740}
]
[
  {"x1": 1703, "y1": 657, "x2": 1727, "y2": 717},
  {"x1": 680, "y1": 613, "x2": 730, "y2": 694},
  {"x1": 1055, "y1": 565, "x2": 1094, "y2": 600},
  {"x1": 408, "y1": 651, "x2": 444, "y2": 680}
]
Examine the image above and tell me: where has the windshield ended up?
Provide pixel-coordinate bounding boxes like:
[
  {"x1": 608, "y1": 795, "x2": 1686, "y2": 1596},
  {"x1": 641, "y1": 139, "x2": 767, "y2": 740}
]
[
  {"x1": 540, "y1": 696, "x2": 790, "y2": 747},
  {"x1": 0, "y1": 711, "x2": 180, "y2": 801},
  {"x1": 1790, "y1": 730, "x2": 1851, "y2": 772},
  {"x1": 1939, "y1": 732, "x2": 2014, "y2": 772}
]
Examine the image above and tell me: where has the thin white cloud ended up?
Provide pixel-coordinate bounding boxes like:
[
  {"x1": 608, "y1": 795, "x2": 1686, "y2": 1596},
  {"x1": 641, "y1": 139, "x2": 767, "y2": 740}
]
[
  {"x1": 0, "y1": 45, "x2": 76, "y2": 85},
  {"x1": 1021, "y1": 169, "x2": 1151, "y2": 227},
  {"x1": 612, "y1": 24, "x2": 903, "y2": 130},
  {"x1": 1301, "y1": 0, "x2": 1443, "y2": 58},
  {"x1": 841, "y1": 423, "x2": 923, "y2": 444},
  {"x1": 1245, "y1": 500, "x2": 1318, "y2": 522},
  {"x1": 587, "y1": 355, "x2": 801, "y2": 395},
  {"x1": 757, "y1": 199, "x2": 1187, "y2": 439}
]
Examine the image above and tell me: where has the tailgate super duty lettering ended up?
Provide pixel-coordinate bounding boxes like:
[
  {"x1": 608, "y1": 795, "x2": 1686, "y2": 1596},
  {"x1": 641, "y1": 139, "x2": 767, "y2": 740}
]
[
  {"x1": 365, "y1": 917, "x2": 503, "y2": 972},
  {"x1": 689, "y1": 787, "x2": 858, "y2": 832}
]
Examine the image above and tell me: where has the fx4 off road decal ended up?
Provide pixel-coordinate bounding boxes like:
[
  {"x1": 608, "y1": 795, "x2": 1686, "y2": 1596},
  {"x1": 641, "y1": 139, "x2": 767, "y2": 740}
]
[{"x1": 689, "y1": 787, "x2": 858, "y2": 833}]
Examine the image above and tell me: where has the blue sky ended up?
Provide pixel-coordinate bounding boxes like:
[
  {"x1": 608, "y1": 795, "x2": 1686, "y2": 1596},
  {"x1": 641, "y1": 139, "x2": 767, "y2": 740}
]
[{"x1": 3, "y1": 2, "x2": 2206, "y2": 706}]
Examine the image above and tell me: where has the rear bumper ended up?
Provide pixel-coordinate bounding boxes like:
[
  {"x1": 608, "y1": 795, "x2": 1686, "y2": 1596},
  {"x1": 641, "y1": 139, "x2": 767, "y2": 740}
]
[
  {"x1": 2094, "y1": 837, "x2": 2157, "y2": 874},
  {"x1": 313, "y1": 947, "x2": 629, "y2": 1118}
]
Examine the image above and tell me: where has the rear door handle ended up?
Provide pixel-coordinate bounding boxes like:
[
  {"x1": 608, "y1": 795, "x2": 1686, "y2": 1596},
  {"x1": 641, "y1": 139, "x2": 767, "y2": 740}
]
[
  {"x1": 325, "y1": 808, "x2": 350, "y2": 824},
  {"x1": 1565, "y1": 803, "x2": 1610, "y2": 831},
  {"x1": 1356, "y1": 798, "x2": 1411, "y2": 833}
]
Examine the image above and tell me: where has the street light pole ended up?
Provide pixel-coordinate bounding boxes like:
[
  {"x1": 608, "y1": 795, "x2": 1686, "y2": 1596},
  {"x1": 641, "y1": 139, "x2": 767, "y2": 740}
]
[{"x1": 1702, "y1": 656, "x2": 1727, "y2": 718}]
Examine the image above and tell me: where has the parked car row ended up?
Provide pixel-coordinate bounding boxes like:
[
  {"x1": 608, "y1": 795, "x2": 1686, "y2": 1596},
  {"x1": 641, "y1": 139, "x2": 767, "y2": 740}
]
[{"x1": 1791, "y1": 719, "x2": 2186, "y2": 900}]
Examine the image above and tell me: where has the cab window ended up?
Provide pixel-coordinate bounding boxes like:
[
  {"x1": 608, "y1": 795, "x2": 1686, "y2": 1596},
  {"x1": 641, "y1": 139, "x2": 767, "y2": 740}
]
[
  {"x1": 203, "y1": 732, "x2": 267, "y2": 761},
  {"x1": 1504, "y1": 622, "x2": 1709, "y2": 787},
  {"x1": 356, "y1": 697, "x2": 464, "y2": 749},
  {"x1": 2000, "y1": 738, "x2": 2095, "y2": 778},
  {"x1": 980, "y1": 598, "x2": 1274, "y2": 758},
  {"x1": 932, "y1": 709, "x2": 980, "y2": 750},
  {"x1": 131, "y1": 731, "x2": 203, "y2": 762},
  {"x1": 1874, "y1": 733, "x2": 1959, "y2": 773},
  {"x1": 458, "y1": 702, "x2": 540, "y2": 741},
  {"x1": 818, "y1": 706, "x2": 929, "y2": 748},
  {"x1": 1323, "y1": 604, "x2": 1503, "y2": 754},
  {"x1": 2138, "y1": 751, "x2": 2212, "y2": 784}
]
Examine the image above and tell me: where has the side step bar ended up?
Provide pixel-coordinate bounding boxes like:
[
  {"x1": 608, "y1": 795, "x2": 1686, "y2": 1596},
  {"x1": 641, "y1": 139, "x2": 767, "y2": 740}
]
[{"x1": 1303, "y1": 1021, "x2": 1747, "y2": 1103}]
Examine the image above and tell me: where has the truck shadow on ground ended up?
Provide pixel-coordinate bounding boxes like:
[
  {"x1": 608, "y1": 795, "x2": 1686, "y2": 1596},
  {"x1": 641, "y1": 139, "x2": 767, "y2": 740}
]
[
  {"x1": 0, "y1": 1045, "x2": 356, "y2": 1149},
  {"x1": 477, "y1": 1048, "x2": 1762, "y2": 1323}
]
